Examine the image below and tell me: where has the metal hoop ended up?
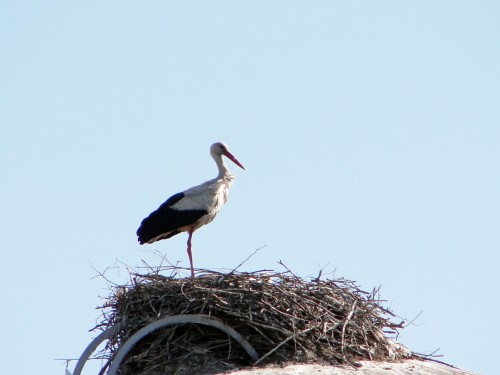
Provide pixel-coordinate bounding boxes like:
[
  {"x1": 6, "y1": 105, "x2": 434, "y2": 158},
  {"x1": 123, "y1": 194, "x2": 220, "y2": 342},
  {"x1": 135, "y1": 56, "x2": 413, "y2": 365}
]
[
  {"x1": 73, "y1": 314, "x2": 258, "y2": 375},
  {"x1": 73, "y1": 325, "x2": 119, "y2": 375}
]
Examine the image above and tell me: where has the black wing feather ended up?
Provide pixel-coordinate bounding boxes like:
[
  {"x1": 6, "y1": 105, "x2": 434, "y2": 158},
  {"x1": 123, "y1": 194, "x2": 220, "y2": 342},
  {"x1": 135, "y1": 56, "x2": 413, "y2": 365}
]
[{"x1": 137, "y1": 192, "x2": 208, "y2": 244}]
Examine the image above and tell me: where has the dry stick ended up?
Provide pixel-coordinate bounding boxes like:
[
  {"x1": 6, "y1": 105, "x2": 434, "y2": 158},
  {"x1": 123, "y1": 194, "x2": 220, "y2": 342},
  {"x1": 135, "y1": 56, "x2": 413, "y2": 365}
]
[
  {"x1": 413, "y1": 352, "x2": 459, "y2": 369},
  {"x1": 97, "y1": 350, "x2": 117, "y2": 375},
  {"x1": 140, "y1": 259, "x2": 157, "y2": 275},
  {"x1": 226, "y1": 245, "x2": 268, "y2": 276},
  {"x1": 312, "y1": 268, "x2": 323, "y2": 282},
  {"x1": 413, "y1": 348, "x2": 444, "y2": 359},
  {"x1": 254, "y1": 326, "x2": 315, "y2": 365},
  {"x1": 341, "y1": 300, "x2": 357, "y2": 354},
  {"x1": 311, "y1": 262, "x2": 334, "y2": 282},
  {"x1": 89, "y1": 262, "x2": 120, "y2": 287},
  {"x1": 277, "y1": 260, "x2": 302, "y2": 280},
  {"x1": 404, "y1": 310, "x2": 423, "y2": 328}
]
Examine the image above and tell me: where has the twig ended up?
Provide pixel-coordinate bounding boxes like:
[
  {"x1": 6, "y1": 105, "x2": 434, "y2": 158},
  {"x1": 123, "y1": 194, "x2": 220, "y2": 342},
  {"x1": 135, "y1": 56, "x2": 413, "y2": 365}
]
[
  {"x1": 254, "y1": 326, "x2": 314, "y2": 365},
  {"x1": 277, "y1": 260, "x2": 301, "y2": 280},
  {"x1": 226, "y1": 245, "x2": 267, "y2": 276},
  {"x1": 341, "y1": 300, "x2": 357, "y2": 354},
  {"x1": 89, "y1": 262, "x2": 120, "y2": 287},
  {"x1": 413, "y1": 348, "x2": 443, "y2": 358}
]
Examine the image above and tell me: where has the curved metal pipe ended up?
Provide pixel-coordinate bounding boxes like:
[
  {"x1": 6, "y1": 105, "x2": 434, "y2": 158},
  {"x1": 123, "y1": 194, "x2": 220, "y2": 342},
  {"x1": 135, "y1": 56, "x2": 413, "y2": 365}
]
[
  {"x1": 107, "y1": 314, "x2": 258, "y2": 375},
  {"x1": 73, "y1": 325, "x2": 119, "y2": 375},
  {"x1": 73, "y1": 315, "x2": 258, "y2": 374}
]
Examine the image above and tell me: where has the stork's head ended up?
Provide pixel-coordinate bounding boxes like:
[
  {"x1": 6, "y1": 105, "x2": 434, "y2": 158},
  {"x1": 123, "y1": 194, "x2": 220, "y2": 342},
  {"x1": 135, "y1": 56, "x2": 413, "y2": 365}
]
[{"x1": 211, "y1": 142, "x2": 245, "y2": 170}]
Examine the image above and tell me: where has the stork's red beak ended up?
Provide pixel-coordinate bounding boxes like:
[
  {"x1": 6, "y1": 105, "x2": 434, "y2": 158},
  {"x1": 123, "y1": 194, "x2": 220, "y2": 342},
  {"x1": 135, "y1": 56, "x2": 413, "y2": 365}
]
[{"x1": 224, "y1": 151, "x2": 245, "y2": 170}]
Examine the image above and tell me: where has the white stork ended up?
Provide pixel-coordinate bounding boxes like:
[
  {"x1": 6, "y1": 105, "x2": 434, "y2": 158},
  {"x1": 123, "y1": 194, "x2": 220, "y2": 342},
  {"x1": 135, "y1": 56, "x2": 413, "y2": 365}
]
[{"x1": 137, "y1": 142, "x2": 245, "y2": 278}]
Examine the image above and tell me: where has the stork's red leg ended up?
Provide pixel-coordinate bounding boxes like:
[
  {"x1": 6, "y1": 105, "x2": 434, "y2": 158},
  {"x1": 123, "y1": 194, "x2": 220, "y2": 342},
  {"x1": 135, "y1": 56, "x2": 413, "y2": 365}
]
[{"x1": 187, "y1": 228, "x2": 195, "y2": 278}]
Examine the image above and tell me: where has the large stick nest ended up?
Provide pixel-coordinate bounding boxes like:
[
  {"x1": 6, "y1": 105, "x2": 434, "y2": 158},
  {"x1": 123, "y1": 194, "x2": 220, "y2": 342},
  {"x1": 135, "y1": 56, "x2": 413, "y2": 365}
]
[{"x1": 95, "y1": 265, "x2": 412, "y2": 375}]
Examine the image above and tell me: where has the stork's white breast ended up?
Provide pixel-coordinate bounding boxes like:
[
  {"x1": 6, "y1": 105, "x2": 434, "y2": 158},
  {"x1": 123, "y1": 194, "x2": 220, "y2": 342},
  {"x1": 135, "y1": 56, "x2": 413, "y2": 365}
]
[{"x1": 171, "y1": 177, "x2": 234, "y2": 213}]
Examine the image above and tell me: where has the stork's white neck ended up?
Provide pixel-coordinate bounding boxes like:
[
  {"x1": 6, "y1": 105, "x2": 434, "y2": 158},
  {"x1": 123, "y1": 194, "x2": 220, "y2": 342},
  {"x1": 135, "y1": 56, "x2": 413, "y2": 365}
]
[{"x1": 212, "y1": 152, "x2": 233, "y2": 179}]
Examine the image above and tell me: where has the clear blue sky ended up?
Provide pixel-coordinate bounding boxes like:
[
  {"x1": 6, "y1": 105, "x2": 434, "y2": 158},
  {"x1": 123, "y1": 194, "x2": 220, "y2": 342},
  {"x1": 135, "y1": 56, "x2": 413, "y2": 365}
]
[{"x1": 1, "y1": 2, "x2": 499, "y2": 374}]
